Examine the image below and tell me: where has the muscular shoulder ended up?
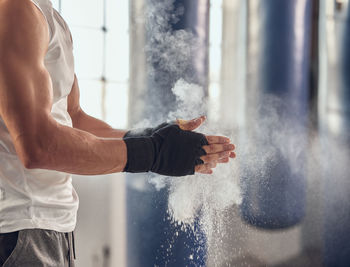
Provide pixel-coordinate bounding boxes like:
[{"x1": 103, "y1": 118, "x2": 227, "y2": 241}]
[{"x1": 0, "y1": 0, "x2": 49, "y2": 61}]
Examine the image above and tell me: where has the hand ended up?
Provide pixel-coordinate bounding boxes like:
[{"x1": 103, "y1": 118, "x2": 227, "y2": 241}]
[{"x1": 176, "y1": 116, "x2": 236, "y2": 175}]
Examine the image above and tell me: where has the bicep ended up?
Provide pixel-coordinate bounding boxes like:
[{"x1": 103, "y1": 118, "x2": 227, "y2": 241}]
[
  {"x1": 0, "y1": 57, "x2": 53, "y2": 137},
  {"x1": 0, "y1": 1, "x2": 53, "y2": 155}
]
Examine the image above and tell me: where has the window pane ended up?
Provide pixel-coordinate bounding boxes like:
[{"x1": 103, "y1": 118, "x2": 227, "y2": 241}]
[
  {"x1": 79, "y1": 80, "x2": 103, "y2": 119},
  {"x1": 106, "y1": 31, "x2": 129, "y2": 82},
  {"x1": 105, "y1": 82, "x2": 128, "y2": 129},
  {"x1": 106, "y1": 0, "x2": 129, "y2": 31},
  {"x1": 71, "y1": 27, "x2": 104, "y2": 80},
  {"x1": 61, "y1": 0, "x2": 103, "y2": 28}
]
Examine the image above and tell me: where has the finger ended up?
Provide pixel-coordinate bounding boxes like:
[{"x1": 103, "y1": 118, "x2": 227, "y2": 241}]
[
  {"x1": 196, "y1": 162, "x2": 216, "y2": 169},
  {"x1": 195, "y1": 163, "x2": 214, "y2": 170},
  {"x1": 206, "y1": 135, "x2": 231, "y2": 144},
  {"x1": 229, "y1": 151, "x2": 236, "y2": 158},
  {"x1": 206, "y1": 162, "x2": 217, "y2": 168},
  {"x1": 195, "y1": 165, "x2": 213, "y2": 174},
  {"x1": 200, "y1": 151, "x2": 231, "y2": 164},
  {"x1": 198, "y1": 169, "x2": 213, "y2": 174},
  {"x1": 202, "y1": 143, "x2": 235, "y2": 154},
  {"x1": 217, "y1": 157, "x2": 230, "y2": 163},
  {"x1": 177, "y1": 116, "x2": 206, "y2": 131}
]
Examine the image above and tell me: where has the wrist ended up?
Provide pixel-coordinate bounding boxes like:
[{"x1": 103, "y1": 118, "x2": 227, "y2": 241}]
[{"x1": 123, "y1": 137, "x2": 155, "y2": 173}]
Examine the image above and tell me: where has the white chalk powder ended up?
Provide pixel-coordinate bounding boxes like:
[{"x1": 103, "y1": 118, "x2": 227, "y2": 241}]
[{"x1": 149, "y1": 79, "x2": 242, "y2": 250}]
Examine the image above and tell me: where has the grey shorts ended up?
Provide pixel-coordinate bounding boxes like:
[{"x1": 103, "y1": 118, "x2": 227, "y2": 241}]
[{"x1": 0, "y1": 229, "x2": 76, "y2": 267}]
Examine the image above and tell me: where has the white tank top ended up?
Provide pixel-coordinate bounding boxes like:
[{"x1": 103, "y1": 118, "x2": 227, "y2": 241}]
[{"x1": 0, "y1": 0, "x2": 79, "y2": 233}]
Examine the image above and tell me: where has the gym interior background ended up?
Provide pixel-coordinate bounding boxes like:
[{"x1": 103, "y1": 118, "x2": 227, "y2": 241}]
[{"x1": 51, "y1": 0, "x2": 350, "y2": 266}]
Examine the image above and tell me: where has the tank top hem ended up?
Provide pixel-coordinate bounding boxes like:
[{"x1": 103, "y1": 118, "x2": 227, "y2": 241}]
[{"x1": 0, "y1": 219, "x2": 76, "y2": 233}]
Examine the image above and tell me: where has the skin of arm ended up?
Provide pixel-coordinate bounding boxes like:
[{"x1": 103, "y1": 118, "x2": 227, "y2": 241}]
[
  {"x1": 67, "y1": 76, "x2": 237, "y2": 174},
  {"x1": 0, "y1": 0, "x2": 127, "y2": 175},
  {"x1": 0, "y1": 0, "x2": 235, "y2": 176},
  {"x1": 67, "y1": 77, "x2": 236, "y2": 174}
]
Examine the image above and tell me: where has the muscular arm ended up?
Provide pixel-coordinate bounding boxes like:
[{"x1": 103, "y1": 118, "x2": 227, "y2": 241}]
[
  {"x1": 0, "y1": 0, "x2": 126, "y2": 175},
  {"x1": 67, "y1": 78, "x2": 236, "y2": 174},
  {"x1": 67, "y1": 75, "x2": 127, "y2": 138}
]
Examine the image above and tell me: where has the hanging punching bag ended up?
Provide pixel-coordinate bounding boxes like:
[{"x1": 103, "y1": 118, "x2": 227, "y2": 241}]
[
  {"x1": 321, "y1": 0, "x2": 350, "y2": 265},
  {"x1": 126, "y1": 0, "x2": 209, "y2": 266},
  {"x1": 241, "y1": 0, "x2": 312, "y2": 229}
]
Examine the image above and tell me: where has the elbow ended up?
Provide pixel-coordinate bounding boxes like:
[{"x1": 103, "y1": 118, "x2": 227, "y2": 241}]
[
  {"x1": 21, "y1": 152, "x2": 42, "y2": 169},
  {"x1": 19, "y1": 145, "x2": 44, "y2": 169},
  {"x1": 15, "y1": 136, "x2": 47, "y2": 170},
  {"x1": 13, "y1": 115, "x2": 56, "y2": 170}
]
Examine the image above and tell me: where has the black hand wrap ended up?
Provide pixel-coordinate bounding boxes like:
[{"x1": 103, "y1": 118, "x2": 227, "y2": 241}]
[{"x1": 123, "y1": 124, "x2": 208, "y2": 176}]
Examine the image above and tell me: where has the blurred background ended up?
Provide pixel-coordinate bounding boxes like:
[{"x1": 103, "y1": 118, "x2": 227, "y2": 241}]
[{"x1": 51, "y1": 0, "x2": 350, "y2": 266}]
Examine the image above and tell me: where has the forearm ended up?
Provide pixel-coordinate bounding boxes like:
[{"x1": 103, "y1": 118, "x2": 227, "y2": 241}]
[
  {"x1": 71, "y1": 109, "x2": 127, "y2": 138},
  {"x1": 18, "y1": 116, "x2": 127, "y2": 175}
]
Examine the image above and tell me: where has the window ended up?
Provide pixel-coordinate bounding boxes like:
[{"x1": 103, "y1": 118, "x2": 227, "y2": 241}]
[{"x1": 58, "y1": 0, "x2": 129, "y2": 129}]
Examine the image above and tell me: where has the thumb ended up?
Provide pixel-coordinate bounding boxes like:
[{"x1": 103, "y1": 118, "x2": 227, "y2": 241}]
[{"x1": 177, "y1": 116, "x2": 206, "y2": 131}]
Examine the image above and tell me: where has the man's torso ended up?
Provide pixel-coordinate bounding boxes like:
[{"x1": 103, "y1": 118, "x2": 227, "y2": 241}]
[{"x1": 0, "y1": 0, "x2": 79, "y2": 233}]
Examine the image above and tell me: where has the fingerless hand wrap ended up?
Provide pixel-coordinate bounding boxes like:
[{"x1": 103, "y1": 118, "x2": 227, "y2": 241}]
[{"x1": 123, "y1": 124, "x2": 208, "y2": 176}]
